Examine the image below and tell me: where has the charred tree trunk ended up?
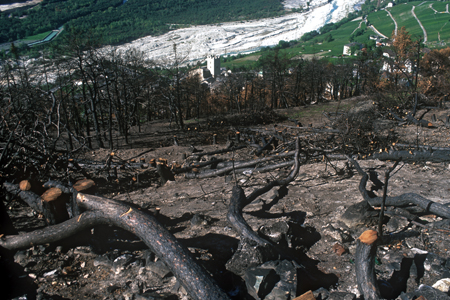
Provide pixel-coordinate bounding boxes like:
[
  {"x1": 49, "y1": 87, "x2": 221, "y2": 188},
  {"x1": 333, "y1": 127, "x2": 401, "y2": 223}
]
[{"x1": 355, "y1": 230, "x2": 381, "y2": 300}]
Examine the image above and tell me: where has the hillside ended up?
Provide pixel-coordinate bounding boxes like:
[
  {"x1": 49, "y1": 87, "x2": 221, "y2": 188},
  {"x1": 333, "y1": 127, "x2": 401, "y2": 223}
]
[
  {"x1": 220, "y1": 0, "x2": 450, "y2": 67},
  {"x1": 306, "y1": 0, "x2": 450, "y2": 57}
]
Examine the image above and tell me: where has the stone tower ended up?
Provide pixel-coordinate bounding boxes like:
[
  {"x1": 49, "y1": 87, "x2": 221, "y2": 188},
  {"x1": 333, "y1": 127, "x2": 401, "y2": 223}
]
[{"x1": 207, "y1": 55, "x2": 220, "y2": 78}]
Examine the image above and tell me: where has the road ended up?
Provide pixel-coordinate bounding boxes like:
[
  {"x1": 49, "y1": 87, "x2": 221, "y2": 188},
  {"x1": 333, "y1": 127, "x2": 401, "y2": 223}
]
[{"x1": 411, "y1": 5, "x2": 427, "y2": 42}]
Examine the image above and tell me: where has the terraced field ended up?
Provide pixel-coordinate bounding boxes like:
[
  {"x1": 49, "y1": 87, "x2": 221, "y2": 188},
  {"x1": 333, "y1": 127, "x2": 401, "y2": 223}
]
[
  {"x1": 367, "y1": 1, "x2": 450, "y2": 46},
  {"x1": 430, "y1": 1, "x2": 449, "y2": 12},
  {"x1": 367, "y1": 9, "x2": 395, "y2": 37},
  {"x1": 414, "y1": 3, "x2": 450, "y2": 42},
  {"x1": 389, "y1": 3, "x2": 424, "y2": 37}
]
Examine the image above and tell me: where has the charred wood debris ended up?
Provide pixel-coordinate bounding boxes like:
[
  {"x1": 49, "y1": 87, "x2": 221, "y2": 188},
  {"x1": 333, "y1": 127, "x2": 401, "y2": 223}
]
[{"x1": 2, "y1": 103, "x2": 450, "y2": 300}]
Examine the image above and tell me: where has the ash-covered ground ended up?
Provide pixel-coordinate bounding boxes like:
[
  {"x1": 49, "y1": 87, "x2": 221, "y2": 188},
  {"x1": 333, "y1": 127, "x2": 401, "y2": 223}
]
[{"x1": 3, "y1": 98, "x2": 450, "y2": 300}]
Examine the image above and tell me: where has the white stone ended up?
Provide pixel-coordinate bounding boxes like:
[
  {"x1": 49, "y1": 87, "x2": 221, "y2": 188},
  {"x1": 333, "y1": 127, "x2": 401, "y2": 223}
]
[{"x1": 432, "y1": 278, "x2": 450, "y2": 293}]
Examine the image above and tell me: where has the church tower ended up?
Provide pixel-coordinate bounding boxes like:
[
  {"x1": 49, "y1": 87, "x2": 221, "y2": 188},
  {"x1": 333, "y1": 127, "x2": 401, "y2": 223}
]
[{"x1": 207, "y1": 55, "x2": 220, "y2": 78}]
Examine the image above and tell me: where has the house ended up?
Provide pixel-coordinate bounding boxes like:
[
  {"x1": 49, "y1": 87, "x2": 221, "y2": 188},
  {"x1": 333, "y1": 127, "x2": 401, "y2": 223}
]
[
  {"x1": 190, "y1": 67, "x2": 211, "y2": 80},
  {"x1": 382, "y1": 49, "x2": 413, "y2": 73},
  {"x1": 387, "y1": 2, "x2": 395, "y2": 8},
  {"x1": 343, "y1": 42, "x2": 363, "y2": 56}
]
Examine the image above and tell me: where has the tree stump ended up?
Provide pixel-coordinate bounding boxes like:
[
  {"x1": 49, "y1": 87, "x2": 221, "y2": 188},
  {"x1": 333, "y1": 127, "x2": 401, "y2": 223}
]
[
  {"x1": 355, "y1": 230, "x2": 381, "y2": 300},
  {"x1": 41, "y1": 188, "x2": 69, "y2": 225}
]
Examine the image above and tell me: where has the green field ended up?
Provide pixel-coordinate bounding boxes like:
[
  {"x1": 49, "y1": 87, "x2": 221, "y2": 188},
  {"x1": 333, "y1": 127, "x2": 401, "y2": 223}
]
[
  {"x1": 367, "y1": 10, "x2": 395, "y2": 37},
  {"x1": 222, "y1": 54, "x2": 261, "y2": 69},
  {"x1": 414, "y1": 3, "x2": 450, "y2": 42},
  {"x1": 430, "y1": 1, "x2": 449, "y2": 12},
  {"x1": 389, "y1": 3, "x2": 424, "y2": 38},
  {"x1": 22, "y1": 31, "x2": 52, "y2": 41},
  {"x1": 296, "y1": 18, "x2": 368, "y2": 57}
]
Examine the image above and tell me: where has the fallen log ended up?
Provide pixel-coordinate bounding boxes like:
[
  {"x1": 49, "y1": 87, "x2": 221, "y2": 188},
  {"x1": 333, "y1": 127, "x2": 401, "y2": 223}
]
[
  {"x1": 172, "y1": 158, "x2": 224, "y2": 174},
  {"x1": 186, "y1": 150, "x2": 297, "y2": 179},
  {"x1": 0, "y1": 210, "x2": 109, "y2": 250},
  {"x1": 278, "y1": 125, "x2": 340, "y2": 133},
  {"x1": 237, "y1": 160, "x2": 295, "y2": 176},
  {"x1": 373, "y1": 149, "x2": 450, "y2": 163},
  {"x1": 190, "y1": 145, "x2": 247, "y2": 159},
  {"x1": 394, "y1": 144, "x2": 450, "y2": 151},
  {"x1": 347, "y1": 156, "x2": 450, "y2": 219}
]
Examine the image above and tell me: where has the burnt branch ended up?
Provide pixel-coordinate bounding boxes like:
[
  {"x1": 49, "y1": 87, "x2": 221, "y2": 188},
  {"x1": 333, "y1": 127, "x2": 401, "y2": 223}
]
[
  {"x1": 378, "y1": 159, "x2": 401, "y2": 237},
  {"x1": 0, "y1": 211, "x2": 109, "y2": 250},
  {"x1": 347, "y1": 156, "x2": 450, "y2": 219},
  {"x1": 373, "y1": 149, "x2": 450, "y2": 163},
  {"x1": 227, "y1": 138, "x2": 301, "y2": 241},
  {"x1": 3, "y1": 182, "x2": 43, "y2": 213}
]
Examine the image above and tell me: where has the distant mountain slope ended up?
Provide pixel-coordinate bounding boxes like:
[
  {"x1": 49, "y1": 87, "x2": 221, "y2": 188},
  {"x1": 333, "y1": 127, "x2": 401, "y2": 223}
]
[{"x1": 0, "y1": 0, "x2": 285, "y2": 45}]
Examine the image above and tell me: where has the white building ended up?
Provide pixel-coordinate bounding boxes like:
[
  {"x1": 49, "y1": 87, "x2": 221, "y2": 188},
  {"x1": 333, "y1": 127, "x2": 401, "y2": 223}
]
[{"x1": 343, "y1": 42, "x2": 362, "y2": 56}]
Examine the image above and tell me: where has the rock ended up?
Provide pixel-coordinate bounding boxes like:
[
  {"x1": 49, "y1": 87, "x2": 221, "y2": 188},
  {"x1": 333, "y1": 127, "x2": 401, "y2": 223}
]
[
  {"x1": 147, "y1": 260, "x2": 172, "y2": 278},
  {"x1": 190, "y1": 213, "x2": 209, "y2": 226},
  {"x1": 245, "y1": 266, "x2": 279, "y2": 300},
  {"x1": 386, "y1": 216, "x2": 410, "y2": 233},
  {"x1": 258, "y1": 221, "x2": 290, "y2": 244},
  {"x1": 332, "y1": 243, "x2": 346, "y2": 256},
  {"x1": 340, "y1": 201, "x2": 378, "y2": 228},
  {"x1": 381, "y1": 251, "x2": 405, "y2": 277},
  {"x1": 14, "y1": 250, "x2": 29, "y2": 264},
  {"x1": 313, "y1": 287, "x2": 330, "y2": 299},
  {"x1": 142, "y1": 249, "x2": 155, "y2": 266},
  {"x1": 432, "y1": 278, "x2": 450, "y2": 293},
  {"x1": 424, "y1": 253, "x2": 446, "y2": 273},
  {"x1": 113, "y1": 254, "x2": 134, "y2": 274},
  {"x1": 327, "y1": 291, "x2": 356, "y2": 300},
  {"x1": 322, "y1": 224, "x2": 352, "y2": 243},
  {"x1": 93, "y1": 255, "x2": 113, "y2": 268},
  {"x1": 244, "y1": 260, "x2": 299, "y2": 300},
  {"x1": 397, "y1": 284, "x2": 450, "y2": 300},
  {"x1": 225, "y1": 238, "x2": 278, "y2": 276}
]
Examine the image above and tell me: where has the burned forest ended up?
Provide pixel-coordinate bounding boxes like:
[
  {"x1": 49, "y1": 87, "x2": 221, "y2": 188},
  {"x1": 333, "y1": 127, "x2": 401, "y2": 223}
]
[{"x1": 2, "y1": 35, "x2": 450, "y2": 300}]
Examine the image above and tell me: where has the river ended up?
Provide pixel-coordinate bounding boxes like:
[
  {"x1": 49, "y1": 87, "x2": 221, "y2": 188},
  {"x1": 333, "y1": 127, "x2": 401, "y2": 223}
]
[{"x1": 108, "y1": 0, "x2": 365, "y2": 64}]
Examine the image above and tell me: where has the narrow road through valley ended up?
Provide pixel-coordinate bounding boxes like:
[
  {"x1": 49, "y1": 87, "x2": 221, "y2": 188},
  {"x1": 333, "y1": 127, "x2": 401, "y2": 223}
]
[{"x1": 385, "y1": 8, "x2": 398, "y2": 36}]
